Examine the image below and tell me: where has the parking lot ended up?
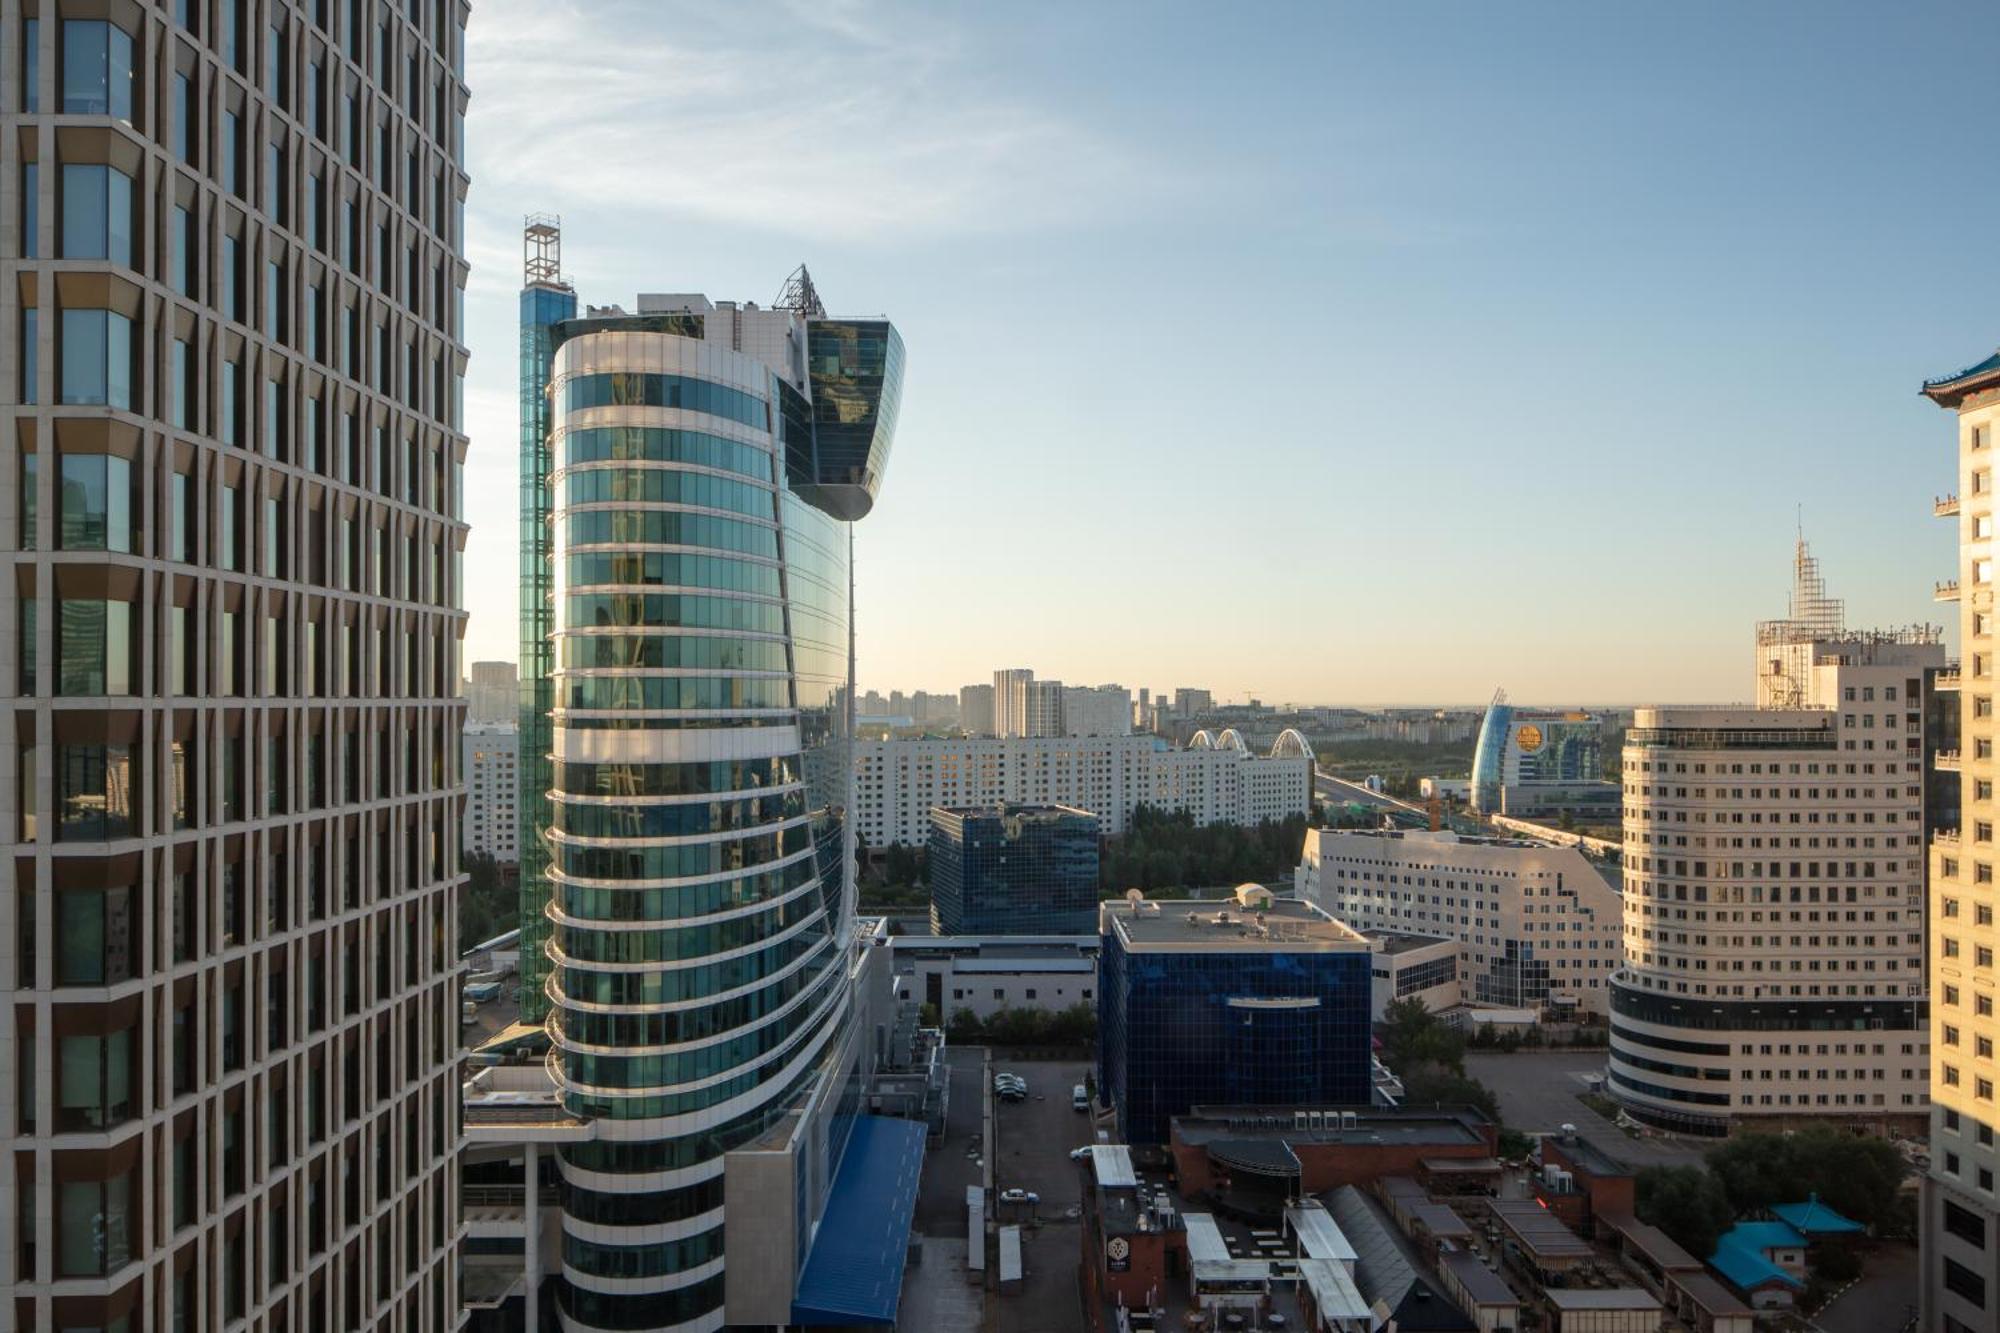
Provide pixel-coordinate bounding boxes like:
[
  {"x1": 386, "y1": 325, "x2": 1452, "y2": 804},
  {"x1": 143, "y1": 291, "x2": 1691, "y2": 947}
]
[
  {"x1": 988, "y1": 1057, "x2": 1093, "y2": 1333},
  {"x1": 1466, "y1": 1050, "x2": 1705, "y2": 1168}
]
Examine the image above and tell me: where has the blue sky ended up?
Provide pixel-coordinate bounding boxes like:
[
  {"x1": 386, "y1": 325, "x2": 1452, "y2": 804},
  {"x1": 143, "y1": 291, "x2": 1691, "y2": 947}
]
[{"x1": 456, "y1": 0, "x2": 1995, "y2": 705}]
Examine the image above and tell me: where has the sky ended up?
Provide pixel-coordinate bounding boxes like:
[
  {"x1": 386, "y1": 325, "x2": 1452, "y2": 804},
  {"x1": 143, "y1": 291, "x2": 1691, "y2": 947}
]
[{"x1": 455, "y1": 0, "x2": 1999, "y2": 708}]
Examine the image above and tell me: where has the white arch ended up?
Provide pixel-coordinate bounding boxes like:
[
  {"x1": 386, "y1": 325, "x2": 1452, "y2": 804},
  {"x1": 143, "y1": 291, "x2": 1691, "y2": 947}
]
[
  {"x1": 1214, "y1": 729, "x2": 1249, "y2": 753},
  {"x1": 1188, "y1": 730, "x2": 1215, "y2": 749},
  {"x1": 1269, "y1": 728, "x2": 1315, "y2": 762}
]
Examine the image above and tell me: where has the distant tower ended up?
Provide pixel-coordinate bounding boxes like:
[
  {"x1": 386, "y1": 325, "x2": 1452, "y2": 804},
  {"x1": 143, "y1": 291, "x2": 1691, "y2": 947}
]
[
  {"x1": 1754, "y1": 536, "x2": 1847, "y2": 708},
  {"x1": 516, "y1": 215, "x2": 577, "y2": 1022}
]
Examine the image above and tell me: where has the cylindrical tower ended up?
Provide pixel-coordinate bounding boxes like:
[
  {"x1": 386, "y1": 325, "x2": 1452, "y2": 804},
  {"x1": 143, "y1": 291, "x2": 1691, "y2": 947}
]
[{"x1": 543, "y1": 322, "x2": 853, "y2": 1331}]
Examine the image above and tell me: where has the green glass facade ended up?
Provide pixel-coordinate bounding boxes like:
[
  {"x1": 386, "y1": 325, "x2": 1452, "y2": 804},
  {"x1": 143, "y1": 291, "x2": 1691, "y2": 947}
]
[{"x1": 518, "y1": 281, "x2": 576, "y2": 1023}]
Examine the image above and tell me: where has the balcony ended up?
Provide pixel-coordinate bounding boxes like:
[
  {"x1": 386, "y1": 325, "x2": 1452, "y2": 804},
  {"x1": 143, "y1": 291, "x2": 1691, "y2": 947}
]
[
  {"x1": 1938, "y1": 579, "x2": 1962, "y2": 602},
  {"x1": 1939, "y1": 661, "x2": 1963, "y2": 690},
  {"x1": 1937, "y1": 829, "x2": 1963, "y2": 848},
  {"x1": 1939, "y1": 494, "x2": 1963, "y2": 518},
  {"x1": 1937, "y1": 750, "x2": 1963, "y2": 772}
]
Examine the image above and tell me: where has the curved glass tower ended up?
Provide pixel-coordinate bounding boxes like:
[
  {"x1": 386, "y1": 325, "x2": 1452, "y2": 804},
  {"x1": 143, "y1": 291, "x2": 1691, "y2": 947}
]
[{"x1": 537, "y1": 292, "x2": 900, "y2": 1332}]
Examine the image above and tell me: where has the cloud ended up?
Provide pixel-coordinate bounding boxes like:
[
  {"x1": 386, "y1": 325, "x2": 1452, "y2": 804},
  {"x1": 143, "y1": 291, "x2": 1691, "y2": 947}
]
[{"x1": 464, "y1": 0, "x2": 1175, "y2": 242}]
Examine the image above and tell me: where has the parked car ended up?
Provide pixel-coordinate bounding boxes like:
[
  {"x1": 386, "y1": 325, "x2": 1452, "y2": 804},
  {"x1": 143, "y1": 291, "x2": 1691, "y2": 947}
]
[
  {"x1": 999, "y1": 1189, "x2": 1039, "y2": 1206},
  {"x1": 1070, "y1": 1146, "x2": 1094, "y2": 1162}
]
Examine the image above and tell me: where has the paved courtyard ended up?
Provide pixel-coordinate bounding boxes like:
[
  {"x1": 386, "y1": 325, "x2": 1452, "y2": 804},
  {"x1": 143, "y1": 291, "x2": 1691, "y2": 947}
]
[{"x1": 1466, "y1": 1050, "x2": 1707, "y2": 1168}]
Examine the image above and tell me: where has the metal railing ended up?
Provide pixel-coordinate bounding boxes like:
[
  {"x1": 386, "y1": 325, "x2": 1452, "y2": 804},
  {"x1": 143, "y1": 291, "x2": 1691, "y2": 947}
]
[
  {"x1": 1938, "y1": 579, "x2": 1962, "y2": 600},
  {"x1": 1938, "y1": 494, "x2": 1962, "y2": 517}
]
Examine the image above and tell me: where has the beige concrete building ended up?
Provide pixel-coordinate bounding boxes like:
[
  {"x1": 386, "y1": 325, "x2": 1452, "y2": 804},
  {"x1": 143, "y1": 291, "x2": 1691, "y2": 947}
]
[
  {"x1": 1296, "y1": 828, "x2": 1623, "y2": 1015},
  {"x1": 1609, "y1": 546, "x2": 1939, "y2": 1138},
  {"x1": 1923, "y1": 350, "x2": 2000, "y2": 1333},
  {"x1": 0, "y1": 2, "x2": 474, "y2": 1330}
]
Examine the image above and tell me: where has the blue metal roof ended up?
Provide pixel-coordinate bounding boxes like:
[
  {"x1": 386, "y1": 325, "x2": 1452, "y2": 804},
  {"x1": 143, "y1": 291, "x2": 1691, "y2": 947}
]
[
  {"x1": 1770, "y1": 1197, "x2": 1863, "y2": 1236},
  {"x1": 791, "y1": 1115, "x2": 928, "y2": 1326},
  {"x1": 1708, "y1": 1222, "x2": 1806, "y2": 1293}
]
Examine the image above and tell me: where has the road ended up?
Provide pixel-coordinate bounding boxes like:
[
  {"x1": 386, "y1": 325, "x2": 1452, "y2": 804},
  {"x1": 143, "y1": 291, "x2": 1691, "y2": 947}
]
[
  {"x1": 1815, "y1": 1242, "x2": 1918, "y2": 1333},
  {"x1": 1315, "y1": 770, "x2": 1425, "y2": 813},
  {"x1": 1466, "y1": 1050, "x2": 1706, "y2": 1169}
]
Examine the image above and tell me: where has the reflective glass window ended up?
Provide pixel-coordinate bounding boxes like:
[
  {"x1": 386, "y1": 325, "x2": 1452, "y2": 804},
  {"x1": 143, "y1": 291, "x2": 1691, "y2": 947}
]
[
  {"x1": 58, "y1": 308, "x2": 133, "y2": 408},
  {"x1": 58, "y1": 1169, "x2": 132, "y2": 1275},
  {"x1": 60, "y1": 21, "x2": 134, "y2": 121},
  {"x1": 60, "y1": 165, "x2": 133, "y2": 264},
  {"x1": 57, "y1": 455, "x2": 132, "y2": 552},
  {"x1": 21, "y1": 161, "x2": 36, "y2": 257},
  {"x1": 55, "y1": 743, "x2": 138, "y2": 841},
  {"x1": 57, "y1": 600, "x2": 134, "y2": 695}
]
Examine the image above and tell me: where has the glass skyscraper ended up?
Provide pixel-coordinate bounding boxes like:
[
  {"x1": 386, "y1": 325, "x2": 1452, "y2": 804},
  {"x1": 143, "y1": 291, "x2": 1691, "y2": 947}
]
[
  {"x1": 517, "y1": 273, "x2": 903, "y2": 1331},
  {"x1": 1098, "y1": 893, "x2": 1374, "y2": 1144},
  {"x1": 929, "y1": 803, "x2": 1100, "y2": 935}
]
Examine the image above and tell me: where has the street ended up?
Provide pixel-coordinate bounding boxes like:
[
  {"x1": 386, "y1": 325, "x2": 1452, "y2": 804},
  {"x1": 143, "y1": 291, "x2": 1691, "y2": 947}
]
[{"x1": 1466, "y1": 1050, "x2": 1707, "y2": 1169}]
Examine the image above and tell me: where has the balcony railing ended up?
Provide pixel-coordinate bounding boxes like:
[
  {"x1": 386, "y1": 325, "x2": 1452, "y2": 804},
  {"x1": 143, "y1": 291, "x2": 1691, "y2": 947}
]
[
  {"x1": 1938, "y1": 580, "x2": 1962, "y2": 602},
  {"x1": 1937, "y1": 829, "x2": 1963, "y2": 847},
  {"x1": 1937, "y1": 750, "x2": 1963, "y2": 772},
  {"x1": 1938, "y1": 494, "x2": 1962, "y2": 517}
]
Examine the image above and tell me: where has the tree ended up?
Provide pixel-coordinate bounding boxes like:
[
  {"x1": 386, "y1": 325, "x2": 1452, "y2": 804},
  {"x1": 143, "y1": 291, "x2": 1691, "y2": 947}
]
[
  {"x1": 1636, "y1": 1165, "x2": 1735, "y2": 1260},
  {"x1": 1704, "y1": 1129, "x2": 1906, "y2": 1232},
  {"x1": 458, "y1": 853, "x2": 510, "y2": 951},
  {"x1": 1380, "y1": 998, "x2": 1465, "y2": 1076},
  {"x1": 1398, "y1": 1065, "x2": 1499, "y2": 1123}
]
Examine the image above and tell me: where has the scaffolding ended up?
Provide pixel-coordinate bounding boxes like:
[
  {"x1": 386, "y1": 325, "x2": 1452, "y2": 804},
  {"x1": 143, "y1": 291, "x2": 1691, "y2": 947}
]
[
  {"x1": 774, "y1": 263, "x2": 825, "y2": 319},
  {"x1": 524, "y1": 213, "x2": 564, "y2": 287}
]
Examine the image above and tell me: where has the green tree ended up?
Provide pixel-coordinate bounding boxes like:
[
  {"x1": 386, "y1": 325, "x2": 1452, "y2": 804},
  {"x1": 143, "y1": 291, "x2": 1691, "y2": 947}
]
[
  {"x1": 458, "y1": 852, "x2": 509, "y2": 951},
  {"x1": 1636, "y1": 1165, "x2": 1735, "y2": 1260},
  {"x1": 1704, "y1": 1129, "x2": 1905, "y2": 1232},
  {"x1": 1398, "y1": 1065, "x2": 1499, "y2": 1123},
  {"x1": 1380, "y1": 998, "x2": 1466, "y2": 1075}
]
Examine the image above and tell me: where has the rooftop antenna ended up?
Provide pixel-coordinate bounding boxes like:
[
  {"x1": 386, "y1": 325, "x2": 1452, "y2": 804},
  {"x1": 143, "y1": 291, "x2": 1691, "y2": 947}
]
[
  {"x1": 775, "y1": 263, "x2": 826, "y2": 319},
  {"x1": 524, "y1": 214, "x2": 568, "y2": 289}
]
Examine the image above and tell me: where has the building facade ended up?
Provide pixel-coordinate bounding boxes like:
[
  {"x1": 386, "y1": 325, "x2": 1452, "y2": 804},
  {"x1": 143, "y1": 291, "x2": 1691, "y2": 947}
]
[
  {"x1": 1097, "y1": 889, "x2": 1373, "y2": 1143},
  {"x1": 1297, "y1": 828, "x2": 1623, "y2": 1015},
  {"x1": 1469, "y1": 694, "x2": 1618, "y2": 819},
  {"x1": 1063, "y1": 682, "x2": 1132, "y2": 737},
  {"x1": 855, "y1": 733, "x2": 1311, "y2": 847},
  {"x1": 1922, "y1": 350, "x2": 2000, "y2": 1333},
  {"x1": 462, "y1": 658, "x2": 515, "y2": 725},
  {"x1": 535, "y1": 271, "x2": 904, "y2": 1330},
  {"x1": 928, "y1": 803, "x2": 1099, "y2": 935},
  {"x1": 461, "y1": 723, "x2": 518, "y2": 863},
  {"x1": 0, "y1": 3, "x2": 473, "y2": 1330},
  {"x1": 958, "y1": 681, "x2": 994, "y2": 736},
  {"x1": 1609, "y1": 548, "x2": 1939, "y2": 1138},
  {"x1": 889, "y1": 934, "x2": 1099, "y2": 1023}
]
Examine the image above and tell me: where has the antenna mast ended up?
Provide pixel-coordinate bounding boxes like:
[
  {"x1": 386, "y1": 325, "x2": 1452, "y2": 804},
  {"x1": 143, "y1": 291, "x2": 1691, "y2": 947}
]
[{"x1": 775, "y1": 263, "x2": 826, "y2": 319}]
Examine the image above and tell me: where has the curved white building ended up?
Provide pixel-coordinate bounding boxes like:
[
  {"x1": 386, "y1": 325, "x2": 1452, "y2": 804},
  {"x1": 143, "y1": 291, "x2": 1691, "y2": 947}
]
[
  {"x1": 539, "y1": 290, "x2": 903, "y2": 1331},
  {"x1": 1609, "y1": 546, "x2": 1939, "y2": 1137}
]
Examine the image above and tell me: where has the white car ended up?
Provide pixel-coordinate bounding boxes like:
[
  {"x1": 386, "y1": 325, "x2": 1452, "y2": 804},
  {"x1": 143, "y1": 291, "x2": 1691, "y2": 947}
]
[
  {"x1": 1069, "y1": 1146, "x2": 1093, "y2": 1162},
  {"x1": 999, "y1": 1189, "x2": 1039, "y2": 1206}
]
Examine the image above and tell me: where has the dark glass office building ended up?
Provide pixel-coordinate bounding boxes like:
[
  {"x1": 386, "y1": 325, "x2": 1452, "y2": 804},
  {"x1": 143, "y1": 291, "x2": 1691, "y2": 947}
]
[
  {"x1": 929, "y1": 803, "x2": 1099, "y2": 935},
  {"x1": 1098, "y1": 893, "x2": 1374, "y2": 1143}
]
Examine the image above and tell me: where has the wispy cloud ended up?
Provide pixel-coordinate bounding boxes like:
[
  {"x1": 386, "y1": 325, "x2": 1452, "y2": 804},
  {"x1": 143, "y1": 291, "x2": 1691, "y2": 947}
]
[{"x1": 464, "y1": 0, "x2": 1177, "y2": 242}]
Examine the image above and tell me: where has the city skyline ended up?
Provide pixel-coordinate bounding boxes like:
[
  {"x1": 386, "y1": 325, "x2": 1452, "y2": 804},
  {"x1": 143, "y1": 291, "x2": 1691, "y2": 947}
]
[{"x1": 454, "y1": 0, "x2": 1992, "y2": 703}]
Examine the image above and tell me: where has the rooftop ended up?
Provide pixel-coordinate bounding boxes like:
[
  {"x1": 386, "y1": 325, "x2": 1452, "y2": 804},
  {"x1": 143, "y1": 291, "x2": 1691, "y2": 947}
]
[
  {"x1": 1489, "y1": 1200, "x2": 1593, "y2": 1260},
  {"x1": 1545, "y1": 1132, "x2": 1634, "y2": 1181},
  {"x1": 1439, "y1": 1249, "x2": 1517, "y2": 1306},
  {"x1": 1366, "y1": 930, "x2": 1457, "y2": 956},
  {"x1": 1923, "y1": 348, "x2": 2000, "y2": 408},
  {"x1": 1175, "y1": 1105, "x2": 1492, "y2": 1151},
  {"x1": 1770, "y1": 1196, "x2": 1864, "y2": 1237},
  {"x1": 1545, "y1": 1289, "x2": 1663, "y2": 1312},
  {"x1": 1103, "y1": 895, "x2": 1370, "y2": 953}
]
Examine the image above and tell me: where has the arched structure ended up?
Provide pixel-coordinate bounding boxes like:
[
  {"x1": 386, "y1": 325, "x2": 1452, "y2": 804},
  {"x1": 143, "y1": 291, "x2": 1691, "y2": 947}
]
[
  {"x1": 1269, "y1": 729, "x2": 1315, "y2": 762},
  {"x1": 1188, "y1": 730, "x2": 1215, "y2": 749},
  {"x1": 1214, "y1": 729, "x2": 1249, "y2": 753}
]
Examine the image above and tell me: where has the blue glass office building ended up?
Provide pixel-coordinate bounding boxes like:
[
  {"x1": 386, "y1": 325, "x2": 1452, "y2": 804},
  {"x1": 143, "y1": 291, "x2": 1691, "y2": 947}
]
[
  {"x1": 521, "y1": 272, "x2": 905, "y2": 1331},
  {"x1": 929, "y1": 804, "x2": 1100, "y2": 935},
  {"x1": 1098, "y1": 894, "x2": 1374, "y2": 1144}
]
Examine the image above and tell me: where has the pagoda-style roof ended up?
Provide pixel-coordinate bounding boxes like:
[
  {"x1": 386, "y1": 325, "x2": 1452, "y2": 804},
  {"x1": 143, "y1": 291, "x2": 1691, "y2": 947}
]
[{"x1": 1922, "y1": 348, "x2": 2000, "y2": 408}]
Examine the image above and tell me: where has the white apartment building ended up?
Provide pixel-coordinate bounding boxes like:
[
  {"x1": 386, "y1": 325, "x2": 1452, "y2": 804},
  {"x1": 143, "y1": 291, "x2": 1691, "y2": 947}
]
[
  {"x1": 1921, "y1": 351, "x2": 2000, "y2": 1333},
  {"x1": 1610, "y1": 546, "x2": 1939, "y2": 1138},
  {"x1": 1063, "y1": 684, "x2": 1134, "y2": 737},
  {"x1": 960, "y1": 683, "x2": 996, "y2": 736},
  {"x1": 889, "y1": 935, "x2": 1100, "y2": 1023},
  {"x1": 1296, "y1": 829, "x2": 1623, "y2": 1014},
  {"x1": 462, "y1": 724, "x2": 520, "y2": 863},
  {"x1": 854, "y1": 735, "x2": 1312, "y2": 847}
]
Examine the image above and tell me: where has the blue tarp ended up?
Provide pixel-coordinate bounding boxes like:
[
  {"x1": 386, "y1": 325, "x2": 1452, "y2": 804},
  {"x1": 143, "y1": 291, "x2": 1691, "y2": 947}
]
[
  {"x1": 791, "y1": 1115, "x2": 928, "y2": 1326},
  {"x1": 1709, "y1": 1221, "x2": 1806, "y2": 1293},
  {"x1": 1771, "y1": 1197, "x2": 1864, "y2": 1236}
]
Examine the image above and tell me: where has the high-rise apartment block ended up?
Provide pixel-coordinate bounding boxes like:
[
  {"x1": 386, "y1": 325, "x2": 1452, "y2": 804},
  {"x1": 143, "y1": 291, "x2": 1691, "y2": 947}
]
[
  {"x1": 461, "y1": 658, "x2": 515, "y2": 725},
  {"x1": 504, "y1": 249, "x2": 911, "y2": 1330},
  {"x1": 1297, "y1": 828, "x2": 1623, "y2": 1014},
  {"x1": 993, "y1": 666, "x2": 1036, "y2": 736},
  {"x1": 958, "y1": 681, "x2": 994, "y2": 735},
  {"x1": 854, "y1": 732, "x2": 1312, "y2": 847},
  {"x1": 1063, "y1": 682, "x2": 1133, "y2": 737},
  {"x1": 1922, "y1": 349, "x2": 2000, "y2": 1333},
  {"x1": 929, "y1": 803, "x2": 1100, "y2": 935},
  {"x1": 461, "y1": 724, "x2": 517, "y2": 863},
  {"x1": 1609, "y1": 545, "x2": 1938, "y2": 1138},
  {"x1": 0, "y1": 3, "x2": 473, "y2": 1330}
]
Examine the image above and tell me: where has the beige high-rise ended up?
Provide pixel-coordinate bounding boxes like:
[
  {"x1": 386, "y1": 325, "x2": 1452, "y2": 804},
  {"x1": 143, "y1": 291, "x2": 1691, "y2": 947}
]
[
  {"x1": 1924, "y1": 351, "x2": 2000, "y2": 1333},
  {"x1": 0, "y1": 3, "x2": 472, "y2": 1330}
]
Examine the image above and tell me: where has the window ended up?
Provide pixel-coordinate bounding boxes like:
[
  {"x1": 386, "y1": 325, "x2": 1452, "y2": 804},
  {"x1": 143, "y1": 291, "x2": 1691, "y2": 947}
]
[
  {"x1": 1946, "y1": 1258, "x2": 1987, "y2": 1308},
  {"x1": 56, "y1": 744, "x2": 139, "y2": 840},
  {"x1": 58, "y1": 164, "x2": 133, "y2": 264},
  {"x1": 56, "y1": 600, "x2": 134, "y2": 695},
  {"x1": 57, "y1": 455, "x2": 132, "y2": 552},
  {"x1": 20, "y1": 161, "x2": 36, "y2": 257},
  {"x1": 58, "y1": 1169, "x2": 133, "y2": 1275},
  {"x1": 57, "y1": 1028, "x2": 133, "y2": 1128},
  {"x1": 60, "y1": 21, "x2": 135, "y2": 121},
  {"x1": 58, "y1": 309, "x2": 134, "y2": 408},
  {"x1": 170, "y1": 205, "x2": 194, "y2": 296}
]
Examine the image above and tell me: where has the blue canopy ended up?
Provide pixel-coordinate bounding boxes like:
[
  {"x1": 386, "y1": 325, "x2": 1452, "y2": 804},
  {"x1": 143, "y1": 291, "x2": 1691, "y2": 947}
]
[
  {"x1": 1771, "y1": 1197, "x2": 1864, "y2": 1237},
  {"x1": 1709, "y1": 1221, "x2": 1806, "y2": 1293},
  {"x1": 791, "y1": 1115, "x2": 928, "y2": 1326}
]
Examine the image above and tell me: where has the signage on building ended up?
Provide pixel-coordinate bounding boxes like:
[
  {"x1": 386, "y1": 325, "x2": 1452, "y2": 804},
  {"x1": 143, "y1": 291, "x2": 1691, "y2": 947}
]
[{"x1": 1106, "y1": 1236, "x2": 1130, "y2": 1272}]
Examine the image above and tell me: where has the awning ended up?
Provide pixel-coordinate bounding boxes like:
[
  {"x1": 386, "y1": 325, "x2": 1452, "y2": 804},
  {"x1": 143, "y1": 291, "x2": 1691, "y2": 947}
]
[{"x1": 790, "y1": 1116, "x2": 928, "y2": 1326}]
